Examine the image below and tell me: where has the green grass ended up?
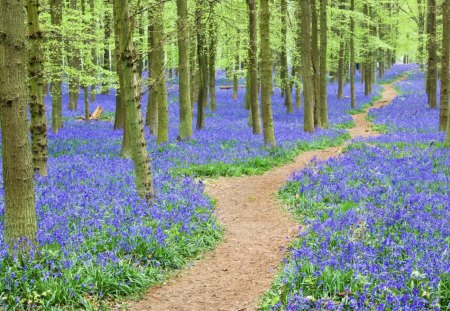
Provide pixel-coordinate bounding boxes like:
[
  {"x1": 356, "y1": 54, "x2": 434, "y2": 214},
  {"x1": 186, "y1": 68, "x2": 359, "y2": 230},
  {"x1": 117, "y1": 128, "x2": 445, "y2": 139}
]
[
  {"x1": 171, "y1": 133, "x2": 351, "y2": 178},
  {"x1": 345, "y1": 95, "x2": 382, "y2": 115}
]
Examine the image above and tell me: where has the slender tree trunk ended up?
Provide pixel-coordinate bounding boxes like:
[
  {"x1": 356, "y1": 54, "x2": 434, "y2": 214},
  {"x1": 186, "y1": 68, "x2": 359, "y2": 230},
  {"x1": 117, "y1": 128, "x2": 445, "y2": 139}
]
[
  {"x1": 208, "y1": 8, "x2": 217, "y2": 112},
  {"x1": 176, "y1": 0, "x2": 192, "y2": 140},
  {"x1": 196, "y1": 0, "x2": 208, "y2": 130},
  {"x1": 260, "y1": 0, "x2": 276, "y2": 145},
  {"x1": 155, "y1": 0, "x2": 169, "y2": 144},
  {"x1": 50, "y1": 0, "x2": 63, "y2": 133},
  {"x1": 311, "y1": 0, "x2": 321, "y2": 127},
  {"x1": 84, "y1": 85, "x2": 89, "y2": 120},
  {"x1": 233, "y1": 31, "x2": 240, "y2": 100},
  {"x1": 0, "y1": 0, "x2": 38, "y2": 245},
  {"x1": 102, "y1": 0, "x2": 111, "y2": 94},
  {"x1": 440, "y1": 0, "x2": 449, "y2": 130},
  {"x1": 114, "y1": 24, "x2": 125, "y2": 130},
  {"x1": 26, "y1": 0, "x2": 48, "y2": 176},
  {"x1": 350, "y1": 0, "x2": 356, "y2": 109},
  {"x1": 247, "y1": 0, "x2": 262, "y2": 134},
  {"x1": 68, "y1": 0, "x2": 81, "y2": 111},
  {"x1": 417, "y1": 0, "x2": 425, "y2": 70},
  {"x1": 426, "y1": 0, "x2": 437, "y2": 108},
  {"x1": 114, "y1": 0, "x2": 155, "y2": 201},
  {"x1": 337, "y1": 37, "x2": 345, "y2": 99},
  {"x1": 89, "y1": 0, "x2": 96, "y2": 102},
  {"x1": 319, "y1": 0, "x2": 328, "y2": 127},
  {"x1": 147, "y1": 23, "x2": 158, "y2": 134},
  {"x1": 300, "y1": 0, "x2": 315, "y2": 132},
  {"x1": 189, "y1": 37, "x2": 197, "y2": 111},
  {"x1": 281, "y1": 0, "x2": 293, "y2": 113}
]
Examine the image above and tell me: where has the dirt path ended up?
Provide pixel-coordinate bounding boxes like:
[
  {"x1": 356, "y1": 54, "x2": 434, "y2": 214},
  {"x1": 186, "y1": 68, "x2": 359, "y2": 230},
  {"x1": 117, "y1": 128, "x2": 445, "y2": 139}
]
[{"x1": 128, "y1": 81, "x2": 400, "y2": 311}]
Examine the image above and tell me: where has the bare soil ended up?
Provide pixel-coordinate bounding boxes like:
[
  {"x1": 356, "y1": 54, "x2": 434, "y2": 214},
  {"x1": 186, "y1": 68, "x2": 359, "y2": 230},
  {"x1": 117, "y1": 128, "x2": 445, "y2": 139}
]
[{"x1": 126, "y1": 82, "x2": 400, "y2": 311}]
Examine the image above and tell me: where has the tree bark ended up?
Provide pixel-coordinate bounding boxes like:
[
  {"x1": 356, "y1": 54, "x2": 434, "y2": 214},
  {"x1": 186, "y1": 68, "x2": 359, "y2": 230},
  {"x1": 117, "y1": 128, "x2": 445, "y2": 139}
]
[
  {"x1": 50, "y1": 0, "x2": 63, "y2": 133},
  {"x1": 195, "y1": 0, "x2": 208, "y2": 130},
  {"x1": 260, "y1": 0, "x2": 276, "y2": 145},
  {"x1": 417, "y1": 0, "x2": 426, "y2": 70},
  {"x1": 176, "y1": 0, "x2": 192, "y2": 140},
  {"x1": 146, "y1": 22, "x2": 158, "y2": 135},
  {"x1": 300, "y1": 0, "x2": 315, "y2": 132},
  {"x1": 0, "y1": 0, "x2": 38, "y2": 245},
  {"x1": 27, "y1": 0, "x2": 48, "y2": 176},
  {"x1": 280, "y1": 0, "x2": 293, "y2": 113},
  {"x1": 350, "y1": 0, "x2": 356, "y2": 109},
  {"x1": 114, "y1": 0, "x2": 155, "y2": 201},
  {"x1": 68, "y1": 0, "x2": 81, "y2": 111},
  {"x1": 102, "y1": 0, "x2": 112, "y2": 94},
  {"x1": 208, "y1": 8, "x2": 217, "y2": 112},
  {"x1": 319, "y1": 0, "x2": 328, "y2": 127},
  {"x1": 233, "y1": 31, "x2": 240, "y2": 100},
  {"x1": 311, "y1": 0, "x2": 321, "y2": 127},
  {"x1": 426, "y1": 0, "x2": 437, "y2": 108},
  {"x1": 439, "y1": 0, "x2": 449, "y2": 130}
]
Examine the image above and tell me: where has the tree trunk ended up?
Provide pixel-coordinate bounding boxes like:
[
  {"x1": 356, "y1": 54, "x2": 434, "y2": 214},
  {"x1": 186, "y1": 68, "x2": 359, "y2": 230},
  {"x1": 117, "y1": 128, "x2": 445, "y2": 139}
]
[
  {"x1": 176, "y1": 0, "x2": 192, "y2": 140},
  {"x1": 68, "y1": 0, "x2": 81, "y2": 111},
  {"x1": 426, "y1": 0, "x2": 437, "y2": 108},
  {"x1": 233, "y1": 31, "x2": 240, "y2": 100},
  {"x1": 196, "y1": 0, "x2": 208, "y2": 130},
  {"x1": 417, "y1": 0, "x2": 425, "y2": 70},
  {"x1": 281, "y1": 0, "x2": 293, "y2": 113},
  {"x1": 350, "y1": 0, "x2": 356, "y2": 109},
  {"x1": 300, "y1": 0, "x2": 315, "y2": 132},
  {"x1": 208, "y1": 9, "x2": 217, "y2": 112},
  {"x1": 114, "y1": 27, "x2": 125, "y2": 130},
  {"x1": 114, "y1": 0, "x2": 155, "y2": 201},
  {"x1": 155, "y1": 0, "x2": 169, "y2": 144},
  {"x1": 440, "y1": 0, "x2": 449, "y2": 130},
  {"x1": 311, "y1": 0, "x2": 321, "y2": 127},
  {"x1": 337, "y1": 37, "x2": 345, "y2": 99},
  {"x1": 247, "y1": 0, "x2": 262, "y2": 134},
  {"x1": 260, "y1": 0, "x2": 276, "y2": 145},
  {"x1": 147, "y1": 23, "x2": 158, "y2": 134},
  {"x1": 0, "y1": 0, "x2": 38, "y2": 245},
  {"x1": 319, "y1": 0, "x2": 328, "y2": 127},
  {"x1": 50, "y1": 0, "x2": 63, "y2": 133},
  {"x1": 102, "y1": 0, "x2": 111, "y2": 94},
  {"x1": 26, "y1": 0, "x2": 48, "y2": 176}
]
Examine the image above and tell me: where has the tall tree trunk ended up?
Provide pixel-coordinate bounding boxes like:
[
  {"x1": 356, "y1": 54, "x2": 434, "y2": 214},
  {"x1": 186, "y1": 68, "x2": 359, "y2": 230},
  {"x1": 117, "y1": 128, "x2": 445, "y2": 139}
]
[
  {"x1": 418, "y1": 0, "x2": 425, "y2": 70},
  {"x1": 300, "y1": 0, "x2": 315, "y2": 132},
  {"x1": 102, "y1": 0, "x2": 112, "y2": 94},
  {"x1": 155, "y1": 0, "x2": 169, "y2": 144},
  {"x1": 426, "y1": 0, "x2": 437, "y2": 108},
  {"x1": 0, "y1": 0, "x2": 37, "y2": 245},
  {"x1": 195, "y1": 0, "x2": 208, "y2": 130},
  {"x1": 337, "y1": 37, "x2": 345, "y2": 99},
  {"x1": 281, "y1": 0, "x2": 293, "y2": 113},
  {"x1": 176, "y1": 0, "x2": 192, "y2": 140},
  {"x1": 233, "y1": 31, "x2": 240, "y2": 100},
  {"x1": 247, "y1": 0, "x2": 262, "y2": 134},
  {"x1": 440, "y1": 0, "x2": 449, "y2": 130},
  {"x1": 26, "y1": 0, "x2": 48, "y2": 176},
  {"x1": 319, "y1": 0, "x2": 328, "y2": 127},
  {"x1": 68, "y1": 0, "x2": 81, "y2": 110},
  {"x1": 114, "y1": 26, "x2": 125, "y2": 130},
  {"x1": 260, "y1": 0, "x2": 276, "y2": 145},
  {"x1": 50, "y1": 0, "x2": 63, "y2": 133},
  {"x1": 89, "y1": 0, "x2": 96, "y2": 102},
  {"x1": 146, "y1": 23, "x2": 158, "y2": 134},
  {"x1": 311, "y1": 0, "x2": 321, "y2": 127},
  {"x1": 350, "y1": 0, "x2": 356, "y2": 109},
  {"x1": 114, "y1": 0, "x2": 155, "y2": 201},
  {"x1": 208, "y1": 8, "x2": 217, "y2": 112}
]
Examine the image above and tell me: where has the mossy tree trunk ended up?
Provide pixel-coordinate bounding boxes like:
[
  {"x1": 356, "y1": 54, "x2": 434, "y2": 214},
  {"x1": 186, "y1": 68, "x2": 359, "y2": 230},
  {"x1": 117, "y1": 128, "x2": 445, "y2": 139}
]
[
  {"x1": 195, "y1": 0, "x2": 208, "y2": 130},
  {"x1": 319, "y1": 0, "x2": 328, "y2": 127},
  {"x1": 426, "y1": 0, "x2": 437, "y2": 108},
  {"x1": 68, "y1": 0, "x2": 81, "y2": 111},
  {"x1": 311, "y1": 0, "x2": 321, "y2": 127},
  {"x1": 349, "y1": 0, "x2": 356, "y2": 109},
  {"x1": 300, "y1": 0, "x2": 315, "y2": 132},
  {"x1": 26, "y1": 0, "x2": 48, "y2": 176},
  {"x1": 155, "y1": 0, "x2": 169, "y2": 144},
  {"x1": 176, "y1": 0, "x2": 192, "y2": 140},
  {"x1": 114, "y1": 0, "x2": 155, "y2": 201},
  {"x1": 280, "y1": 0, "x2": 293, "y2": 113},
  {"x1": 260, "y1": 0, "x2": 276, "y2": 145},
  {"x1": 208, "y1": 7, "x2": 217, "y2": 112},
  {"x1": 146, "y1": 22, "x2": 158, "y2": 135},
  {"x1": 439, "y1": 0, "x2": 449, "y2": 130},
  {"x1": 50, "y1": 0, "x2": 63, "y2": 133},
  {"x1": 247, "y1": 0, "x2": 262, "y2": 134},
  {"x1": 0, "y1": 0, "x2": 38, "y2": 245},
  {"x1": 102, "y1": 0, "x2": 112, "y2": 94}
]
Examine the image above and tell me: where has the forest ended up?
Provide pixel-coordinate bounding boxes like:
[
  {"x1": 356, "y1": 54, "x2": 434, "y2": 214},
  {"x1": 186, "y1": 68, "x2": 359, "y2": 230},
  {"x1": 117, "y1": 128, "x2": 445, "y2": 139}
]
[{"x1": 0, "y1": 0, "x2": 449, "y2": 309}]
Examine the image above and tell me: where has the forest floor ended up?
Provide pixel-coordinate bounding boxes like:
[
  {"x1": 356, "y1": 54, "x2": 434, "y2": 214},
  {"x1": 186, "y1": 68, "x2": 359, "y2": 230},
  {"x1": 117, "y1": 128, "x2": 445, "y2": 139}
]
[{"x1": 126, "y1": 80, "x2": 402, "y2": 311}]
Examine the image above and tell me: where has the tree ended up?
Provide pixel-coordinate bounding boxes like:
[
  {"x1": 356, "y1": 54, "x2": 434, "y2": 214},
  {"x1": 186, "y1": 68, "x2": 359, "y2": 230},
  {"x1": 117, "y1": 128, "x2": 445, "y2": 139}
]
[
  {"x1": 426, "y1": 0, "x2": 437, "y2": 108},
  {"x1": 280, "y1": 0, "x2": 293, "y2": 113},
  {"x1": 147, "y1": 21, "x2": 158, "y2": 135},
  {"x1": 247, "y1": 0, "x2": 262, "y2": 134},
  {"x1": 439, "y1": 0, "x2": 449, "y2": 130},
  {"x1": 311, "y1": 0, "x2": 321, "y2": 127},
  {"x1": 208, "y1": 6, "x2": 218, "y2": 112},
  {"x1": 113, "y1": 0, "x2": 155, "y2": 201},
  {"x1": 319, "y1": 0, "x2": 328, "y2": 127},
  {"x1": 50, "y1": 0, "x2": 63, "y2": 133},
  {"x1": 176, "y1": 0, "x2": 193, "y2": 140},
  {"x1": 195, "y1": 0, "x2": 208, "y2": 130},
  {"x1": 27, "y1": 0, "x2": 48, "y2": 176},
  {"x1": 300, "y1": 0, "x2": 315, "y2": 132},
  {"x1": 349, "y1": 0, "x2": 356, "y2": 109},
  {"x1": 0, "y1": 0, "x2": 38, "y2": 244},
  {"x1": 260, "y1": 0, "x2": 276, "y2": 145}
]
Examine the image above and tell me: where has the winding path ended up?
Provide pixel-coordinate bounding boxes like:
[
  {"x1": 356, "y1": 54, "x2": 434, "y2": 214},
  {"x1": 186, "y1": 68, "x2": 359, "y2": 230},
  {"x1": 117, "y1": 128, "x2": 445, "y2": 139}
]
[{"x1": 128, "y1": 81, "x2": 401, "y2": 311}]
